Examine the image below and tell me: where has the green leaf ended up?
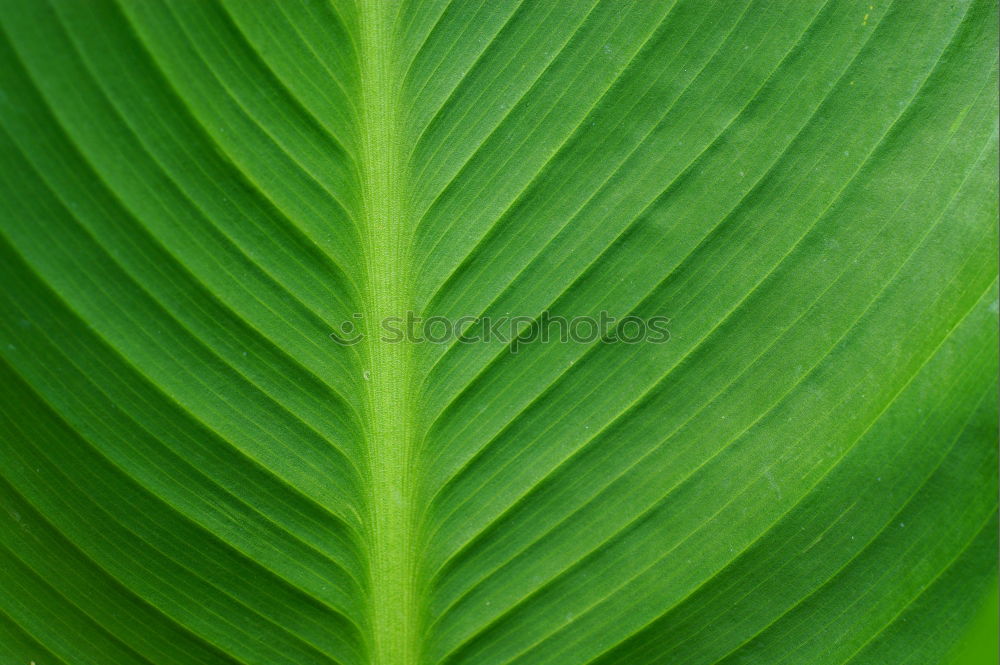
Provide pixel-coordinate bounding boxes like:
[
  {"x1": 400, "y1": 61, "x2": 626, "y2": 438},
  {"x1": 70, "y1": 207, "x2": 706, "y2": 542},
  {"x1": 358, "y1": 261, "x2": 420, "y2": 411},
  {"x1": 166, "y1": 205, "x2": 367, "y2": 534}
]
[{"x1": 1, "y1": 1, "x2": 996, "y2": 664}]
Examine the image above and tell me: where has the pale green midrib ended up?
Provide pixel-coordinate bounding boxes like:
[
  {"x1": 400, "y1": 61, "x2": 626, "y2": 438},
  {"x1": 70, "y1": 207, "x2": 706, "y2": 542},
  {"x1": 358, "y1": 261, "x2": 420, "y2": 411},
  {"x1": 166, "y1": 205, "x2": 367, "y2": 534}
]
[{"x1": 356, "y1": 2, "x2": 418, "y2": 665}]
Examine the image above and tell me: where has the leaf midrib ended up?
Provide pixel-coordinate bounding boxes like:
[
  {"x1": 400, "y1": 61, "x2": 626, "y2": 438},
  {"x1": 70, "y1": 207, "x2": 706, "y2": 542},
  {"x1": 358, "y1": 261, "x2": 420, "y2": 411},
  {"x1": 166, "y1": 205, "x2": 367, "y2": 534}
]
[{"x1": 356, "y1": 2, "x2": 419, "y2": 664}]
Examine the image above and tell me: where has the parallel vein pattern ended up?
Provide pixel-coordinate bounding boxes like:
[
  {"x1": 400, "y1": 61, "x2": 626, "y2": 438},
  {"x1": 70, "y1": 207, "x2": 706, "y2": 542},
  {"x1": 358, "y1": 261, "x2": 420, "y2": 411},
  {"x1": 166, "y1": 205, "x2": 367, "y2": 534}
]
[{"x1": 0, "y1": 1, "x2": 996, "y2": 665}]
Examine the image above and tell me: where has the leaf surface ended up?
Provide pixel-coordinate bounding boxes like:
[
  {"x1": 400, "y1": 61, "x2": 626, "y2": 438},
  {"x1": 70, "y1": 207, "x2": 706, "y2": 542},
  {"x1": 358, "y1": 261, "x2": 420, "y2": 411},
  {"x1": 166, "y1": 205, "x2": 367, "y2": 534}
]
[{"x1": 0, "y1": 1, "x2": 997, "y2": 664}]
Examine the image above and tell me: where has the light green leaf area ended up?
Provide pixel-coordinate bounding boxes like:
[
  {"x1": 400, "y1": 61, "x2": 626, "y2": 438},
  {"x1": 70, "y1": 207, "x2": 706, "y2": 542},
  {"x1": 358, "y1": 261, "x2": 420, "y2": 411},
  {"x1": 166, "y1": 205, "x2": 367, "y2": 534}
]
[{"x1": 0, "y1": 1, "x2": 997, "y2": 664}]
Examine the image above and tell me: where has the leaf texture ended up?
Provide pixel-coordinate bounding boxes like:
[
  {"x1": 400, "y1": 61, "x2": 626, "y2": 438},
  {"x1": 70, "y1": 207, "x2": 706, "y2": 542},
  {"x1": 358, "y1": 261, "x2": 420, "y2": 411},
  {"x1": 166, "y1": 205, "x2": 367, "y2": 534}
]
[{"x1": 0, "y1": 1, "x2": 997, "y2": 664}]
